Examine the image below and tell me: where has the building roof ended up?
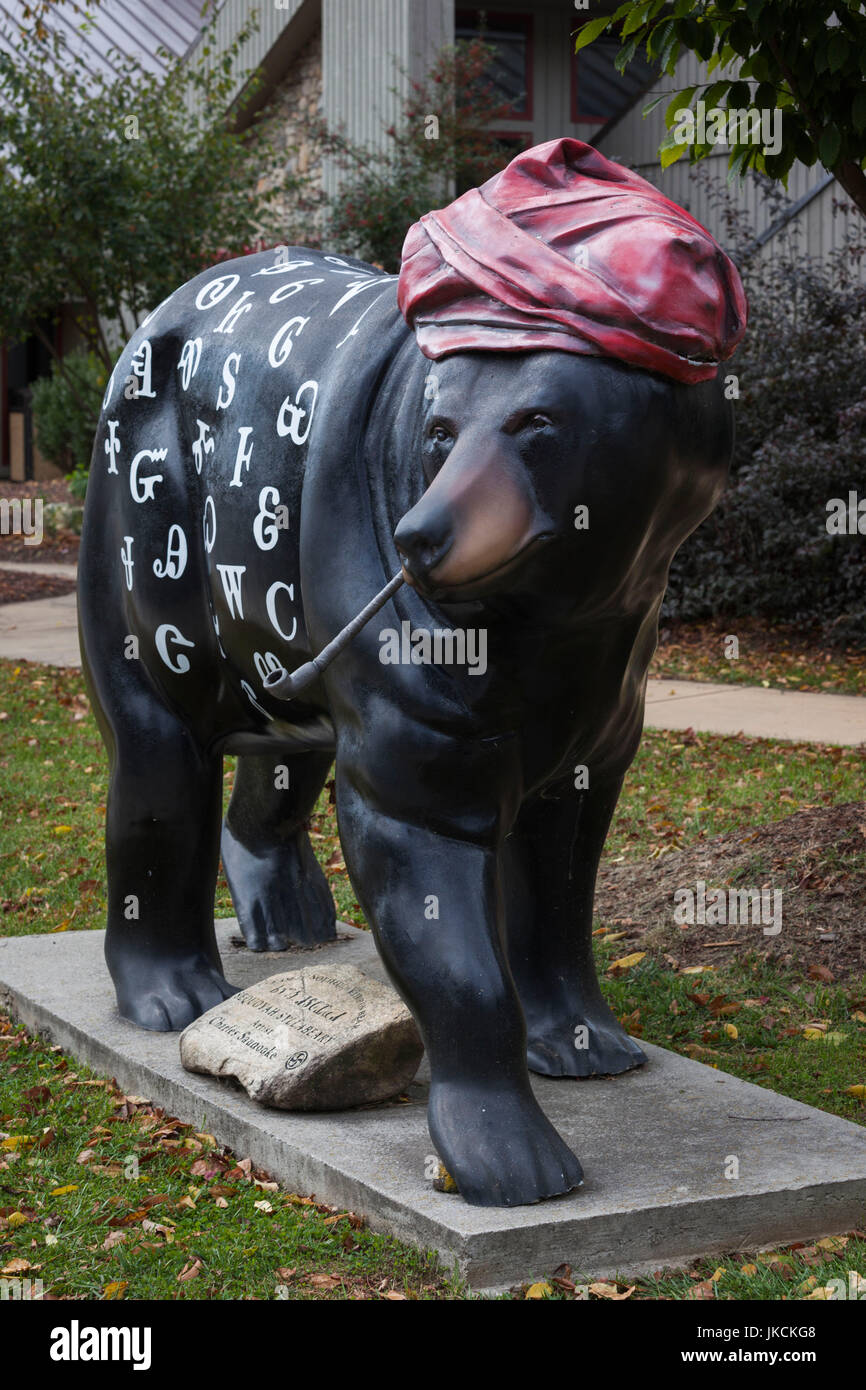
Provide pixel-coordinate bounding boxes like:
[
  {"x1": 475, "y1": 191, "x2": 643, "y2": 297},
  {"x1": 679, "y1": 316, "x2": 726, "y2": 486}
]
[{"x1": 0, "y1": 0, "x2": 205, "y2": 80}]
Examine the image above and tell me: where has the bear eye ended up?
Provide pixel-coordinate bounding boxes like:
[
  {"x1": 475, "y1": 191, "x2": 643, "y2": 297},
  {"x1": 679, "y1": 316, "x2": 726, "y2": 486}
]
[
  {"x1": 526, "y1": 412, "x2": 553, "y2": 431},
  {"x1": 428, "y1": 423, "x2": 453, "y2": 444}
]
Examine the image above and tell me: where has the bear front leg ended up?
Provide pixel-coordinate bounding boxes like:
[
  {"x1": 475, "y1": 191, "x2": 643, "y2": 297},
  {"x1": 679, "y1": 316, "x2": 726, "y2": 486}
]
[
  {"x1": 335, "y1": 766, "x2": 583, "y2": 1209},
  {"x1": 504, "y1": 776, "x2": 647, "y2": 1078}
]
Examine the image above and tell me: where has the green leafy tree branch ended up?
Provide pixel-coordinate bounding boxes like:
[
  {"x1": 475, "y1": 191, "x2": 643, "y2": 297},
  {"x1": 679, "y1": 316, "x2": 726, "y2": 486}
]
[{"x1": 575, "y1": 0, "x2": 866, "y2": 217}]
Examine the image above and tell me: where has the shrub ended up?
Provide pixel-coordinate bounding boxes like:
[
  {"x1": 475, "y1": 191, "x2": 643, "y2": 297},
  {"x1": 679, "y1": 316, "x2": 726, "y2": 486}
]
[
  {"x1": 663, "y1": 173, "x2": 866, "y2": 643},
  {"x1": 31, "y1": 349, "x2": 107, "y2": 478}
]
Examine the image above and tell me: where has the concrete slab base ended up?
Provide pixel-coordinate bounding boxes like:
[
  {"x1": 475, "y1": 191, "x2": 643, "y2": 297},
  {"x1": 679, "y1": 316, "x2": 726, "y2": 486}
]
[{"x1": 2, "y1": 921, "x2": 865, "y2": 1292}]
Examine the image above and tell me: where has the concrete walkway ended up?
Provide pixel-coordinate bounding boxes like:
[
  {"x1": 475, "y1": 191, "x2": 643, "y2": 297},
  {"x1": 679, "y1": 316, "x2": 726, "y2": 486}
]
[
  {"x1": 645, "y1": 678, "x2": 866, "y2": 747},
  {"x1": 0, "y1": 591, "x2": 80, "y2": 667},
  {"x1": 0, "y1": 586, "x2": 864, "y2": 745},
  {"x1": 0, "y1": 560, "x2": 78, "y2": 579}
]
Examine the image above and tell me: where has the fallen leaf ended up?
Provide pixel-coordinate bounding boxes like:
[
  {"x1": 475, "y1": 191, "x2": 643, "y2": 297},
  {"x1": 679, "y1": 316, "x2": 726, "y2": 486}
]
[
  {"x1": 608, "y1": 952, "x2": 646, "y2": 972},
  {"x1": 103, "y1": 1281, "x2": 127, "y2": 1300},
  {"x1": 141, "y1": 1220, "x2": 175, "y2": 1240},
  {"x1": 808, "y1": 964, "x2": 834, "y2": 983},
  {"x1": 1, "y1": 1135, "x2": 34, "y2": 1151},
  {"x1": 49, "y1": 1184, "x2": 78, "y2": 1196},
  {"x1": 177, "y1": 1258, "x2": 202, "y2": 1282},
  {"x1": 525, "y1": 1281, "x2": 553, "y2": 1299},
  {"x1": 740, "y1": 1263, "x2": 758, "y2": 1276},
  {"x1": 189, "y1": 1159, "x2": 221, "y2": 1179},
  {"x1": 845, "y1": 1085, "x2": 866, "y2": 1099},
  {"x1": 23, "y1": 1084, "x2": 51, "y2": 1103},
  {"x1": 686, "y1": 1278, "x2": 716, "y2": 1299},
  {"x1": 432, "y1": 1163, "x2": 458, "y2": 1194}
]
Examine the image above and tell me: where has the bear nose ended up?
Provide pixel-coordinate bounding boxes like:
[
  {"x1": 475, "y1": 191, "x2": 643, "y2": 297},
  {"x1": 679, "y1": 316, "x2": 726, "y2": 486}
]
[{"x1": 394, "y1": 511, "x2": 452, "y2": 580}]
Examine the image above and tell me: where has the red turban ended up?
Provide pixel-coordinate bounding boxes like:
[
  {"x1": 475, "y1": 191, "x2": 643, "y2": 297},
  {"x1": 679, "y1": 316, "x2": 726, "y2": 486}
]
[{"x1": 398, "y1": 138, "x2": 747, "y2": 384}]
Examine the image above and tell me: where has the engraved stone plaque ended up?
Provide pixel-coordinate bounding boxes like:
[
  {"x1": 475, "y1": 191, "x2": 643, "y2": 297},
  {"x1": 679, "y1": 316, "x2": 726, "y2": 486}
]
[{"x1": 179, "y1": 964, "x2": 423, "y2": 1110}]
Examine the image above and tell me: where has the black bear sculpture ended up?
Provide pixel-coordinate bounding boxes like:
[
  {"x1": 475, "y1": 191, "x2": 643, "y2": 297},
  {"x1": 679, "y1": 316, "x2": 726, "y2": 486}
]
[{"x1": 78, "y1": 140, "x2": 746, "y2": 1207}]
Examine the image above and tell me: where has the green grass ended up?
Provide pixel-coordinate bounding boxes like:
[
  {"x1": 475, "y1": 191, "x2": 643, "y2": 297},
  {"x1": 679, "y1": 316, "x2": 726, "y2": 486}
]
[
  {"x1": 606, "y1": 729, "x2": 865, "y2": 863},
  {"x1": 598, "y1": 946, "x2": 866, "y2": 1124},
  {"x1": 0, "y1": 1015, "x2": 461, "y2": 1300}
]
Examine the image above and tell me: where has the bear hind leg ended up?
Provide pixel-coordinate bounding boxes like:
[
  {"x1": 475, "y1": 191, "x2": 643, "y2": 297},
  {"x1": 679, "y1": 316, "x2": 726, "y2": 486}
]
[{"x1": 220, "y1": 750, "x2": 337, "y2": 951}]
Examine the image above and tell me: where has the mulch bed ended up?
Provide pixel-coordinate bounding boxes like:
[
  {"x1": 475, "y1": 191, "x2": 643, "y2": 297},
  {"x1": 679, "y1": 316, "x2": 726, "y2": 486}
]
[
  {"x1": 0, "y1": 530, "x2": 80, "y2": 565},
  {"x1": 0, "y1": 568, "x2": 78, "y2": 605},
  {"x1": 653, "y1": 616, "x2": 866, "y2": 695},
  {"x1": 0, "y1": 478, "x2": 75, "y2": 503},
  {"x1": 597, "y1": 802, "x2": 866, "y2": 986}
]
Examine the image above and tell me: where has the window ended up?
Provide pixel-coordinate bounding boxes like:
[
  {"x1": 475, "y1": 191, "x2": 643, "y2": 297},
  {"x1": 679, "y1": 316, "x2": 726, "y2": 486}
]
[
  {"x1": 455, "y1": 9, "x2": 533, "y2": 120},
  {"x1": 571, "y1": 36, "x2": 658, "y2": 124}
]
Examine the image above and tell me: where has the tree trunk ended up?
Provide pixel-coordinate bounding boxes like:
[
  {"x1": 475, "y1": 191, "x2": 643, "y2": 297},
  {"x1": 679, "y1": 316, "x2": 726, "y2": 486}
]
[{"x1": 831, "y1": 159, "x2": 866, "y2": 220}]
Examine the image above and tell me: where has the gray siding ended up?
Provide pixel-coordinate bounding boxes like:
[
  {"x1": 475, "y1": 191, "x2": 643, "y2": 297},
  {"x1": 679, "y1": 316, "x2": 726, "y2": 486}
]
[{"x1": 322, "y1": 0, "x2": 452, "y2": 194}]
